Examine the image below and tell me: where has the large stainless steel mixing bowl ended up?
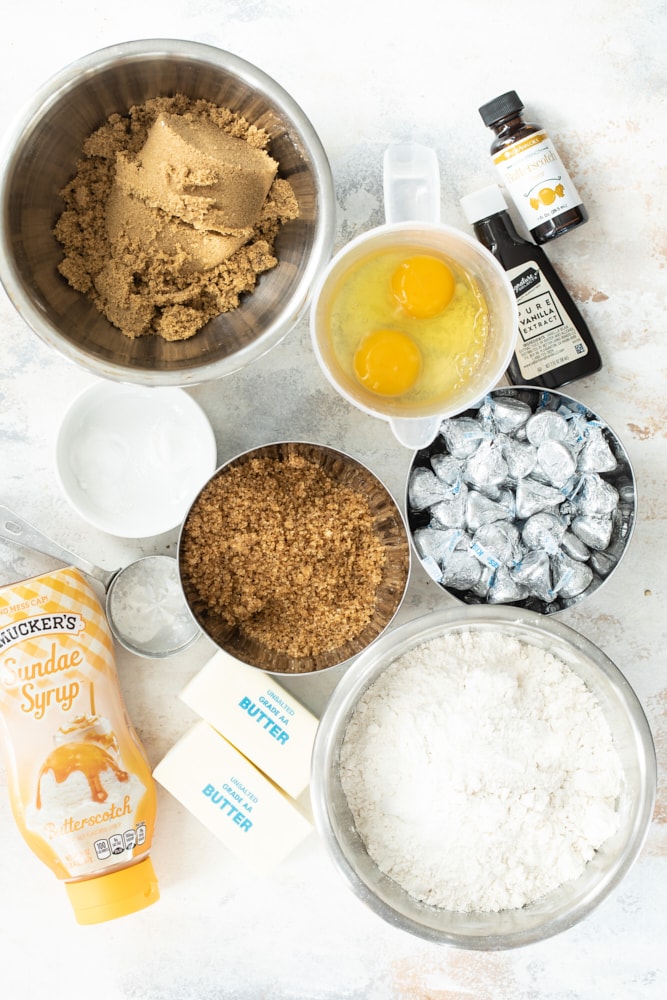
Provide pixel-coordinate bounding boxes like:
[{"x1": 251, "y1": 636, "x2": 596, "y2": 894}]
[
  {"x1": 311, "y1": 606, "x2": 656, "y2": 949},
  {"x1": 0, "y1": 39, "x2": 335, "y2": 385}
]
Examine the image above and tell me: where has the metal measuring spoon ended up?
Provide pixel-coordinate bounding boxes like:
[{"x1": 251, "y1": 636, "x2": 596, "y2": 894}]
[{"x1": 0, "y1": 505, "x2": 199, "y2": 658}]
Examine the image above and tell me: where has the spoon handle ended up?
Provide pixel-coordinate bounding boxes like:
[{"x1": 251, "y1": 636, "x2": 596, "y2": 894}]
[{"x1": 0, "y1": 505, "x2": 117, "y2": 590}]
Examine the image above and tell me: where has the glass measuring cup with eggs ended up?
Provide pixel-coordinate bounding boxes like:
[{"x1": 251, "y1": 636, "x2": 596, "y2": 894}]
[{"x1": 310, "y1": 145, "x2": 518, "y2": 448}]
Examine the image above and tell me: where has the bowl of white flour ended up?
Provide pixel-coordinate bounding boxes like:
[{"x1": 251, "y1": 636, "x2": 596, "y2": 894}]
[{"x1": 310, "y1": 607, "x2": 656, "y2": 949}]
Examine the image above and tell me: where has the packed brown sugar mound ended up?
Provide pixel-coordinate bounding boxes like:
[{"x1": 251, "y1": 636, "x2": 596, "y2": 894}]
[
  {"x1": 54, "y1": 95, "x2": 299, "y2": 342},
  {"x1": 180, "y1": 455, "x2": 387, "y2": 661}
]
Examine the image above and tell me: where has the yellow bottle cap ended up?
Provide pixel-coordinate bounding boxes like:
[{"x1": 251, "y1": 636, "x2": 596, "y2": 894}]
[{"x1": 65, "y1": 857, "x2": 160, "y2": 925}]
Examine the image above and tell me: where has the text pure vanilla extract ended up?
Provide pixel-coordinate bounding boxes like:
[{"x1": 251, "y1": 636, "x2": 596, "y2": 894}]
[{"x1": 460, "y1": 185, "x2": 601, "y2": 388}]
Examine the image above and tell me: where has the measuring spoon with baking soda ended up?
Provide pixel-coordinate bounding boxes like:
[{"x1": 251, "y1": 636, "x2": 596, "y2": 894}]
[{"x1": 0, "y1": 505, "x2": 200, "y2": 657}]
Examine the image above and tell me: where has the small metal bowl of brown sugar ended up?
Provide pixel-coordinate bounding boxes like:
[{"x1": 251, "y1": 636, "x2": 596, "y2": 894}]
[{"x1": 177, "y1": 442, "x2": 411, "y2": 674}]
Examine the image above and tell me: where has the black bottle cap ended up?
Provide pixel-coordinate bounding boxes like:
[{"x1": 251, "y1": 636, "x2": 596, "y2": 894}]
[{"x1": 479, "y1": 90, "x2": 524, "y2": 126}]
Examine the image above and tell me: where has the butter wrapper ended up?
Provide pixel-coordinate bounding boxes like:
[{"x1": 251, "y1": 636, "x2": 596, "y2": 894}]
[
  {"x1": 153, "y1": 721, "x2": 312, "y2": 875},
  {"x1": 180, "y1": 650, "x2": 318, "y2": 799}
]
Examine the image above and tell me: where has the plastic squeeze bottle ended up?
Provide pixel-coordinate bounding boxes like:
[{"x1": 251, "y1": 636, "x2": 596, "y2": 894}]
[
  {"x1": 0, "y1": 566, "x2": 159, "y2": 925},
  {"x1": 478, "y1": 90, "x2": 588, "y2": 244},
  {"x1": 460, "y1": 185, "x2": 601, "y2": 388}
]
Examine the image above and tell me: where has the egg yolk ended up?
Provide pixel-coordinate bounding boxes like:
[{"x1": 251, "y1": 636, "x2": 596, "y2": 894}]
[
  {"x1": 391, "y1": 254, "x2": 455, "y2": 318},
  {"x1": 353, "y1": 329, "x2": 422, "y2": 397}
]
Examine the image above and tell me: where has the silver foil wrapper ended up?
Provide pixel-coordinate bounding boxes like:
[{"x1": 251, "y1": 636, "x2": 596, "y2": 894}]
[
  {"x1": 408, "y1": 467, "x2": 456, "y2": 510},
  {"x1": 408, "y1": 390, "x2": 634, "y2": 611},
  {"x1": 515, "y1": 478, "x2": 564, "y2": 518},
  {"x1": 521, "y1": 511, "x2": 567, "y2": 553},
  {"x1": 441, "y1": 549, "x2": 483, "y2": 590},
  {"x1": 537, "y1": 440, "x2": 577, "y2": 487},
  {"x1": 502, "y1": 437, "x2": 538, "y2": 481},
  {"x1": 560, "y1": 530, "x2": 591, "y2": 562},
  {"x1": 525, "y1": 410, "x2": 569, "y2": 446},
  {"x1": 488, "y1": 565, "x2": 530, "y2": 604},
  {"x1": 464, "y1": 438, "x2": 509, "y2": 490},
  {"x1": 571, "y1": 514, "x2": 613, "y2": 550},
  {"x1": 552, "y1": 551, "x2": 594, "y2": 598},
  {"x1": 439, "y1": 416, "x2": 488, "y2": 458},
  {"x1": 489, "y1": 395, "x2": 532, "y2": 434},
  {"x1": 573, "y1": 473, "x2": 620, "y2": 516},
  {"x1": 510, "y1": 550, "x2": 553, "y2": 603},
  {"x1": 471, "y1": 521, "x2": 522, "y2": 571},
  {"x1": 578, "y1": 424, "x2": 618, "y2": 474},
  {"x1": 430, "y1": 453, "x2": 463, "y2": 489},
  {"x1": 430, "y1": 486, "x2": 469, "y2": 529},
  {"x1": 413, "y1": 526, "x2": 465, "y2": 566},
  {"x1": 466, "y1": 490, "x2": 514, "y2": 530}
]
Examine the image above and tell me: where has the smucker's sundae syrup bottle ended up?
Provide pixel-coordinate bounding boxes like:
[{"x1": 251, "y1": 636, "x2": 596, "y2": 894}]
[
  {"x1": 0, "y1": 566, "x2": 160, "y2": 925},
  {"x1": 479, "y1": 90, "x2": 588, "y2": 244},
  {"x1": 460, "y1": 185, "x2": 601, "y2": 388}
]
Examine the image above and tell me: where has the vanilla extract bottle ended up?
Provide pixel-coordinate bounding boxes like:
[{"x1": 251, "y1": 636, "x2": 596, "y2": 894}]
[{"x1": 460, "y1": 185, "x2": 602, "y2": 388}]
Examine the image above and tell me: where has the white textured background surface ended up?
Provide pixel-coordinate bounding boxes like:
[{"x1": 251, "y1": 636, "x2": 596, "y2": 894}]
[{"x1": 1, "y1": 1, "x2": 665, "y2": 997}]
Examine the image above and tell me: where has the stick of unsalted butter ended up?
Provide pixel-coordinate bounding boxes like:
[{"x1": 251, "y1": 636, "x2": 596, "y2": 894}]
[
  {"x1": 153, "y1": 721, "x2": 312, "y2": 875},
  {"x1": 179, "y1": 650, "x2": 319, "y2": 800}
]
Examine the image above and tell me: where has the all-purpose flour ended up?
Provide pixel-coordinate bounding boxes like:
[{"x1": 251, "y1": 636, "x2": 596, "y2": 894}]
[{"x1": 339, "y1": 629, "x2": 624, "y2": 913}]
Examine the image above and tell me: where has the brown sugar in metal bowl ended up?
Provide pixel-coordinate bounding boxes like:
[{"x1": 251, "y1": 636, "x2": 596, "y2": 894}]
[
  {"x1": 0, "y1": 40, "x2": 335, "y2": 386},
  {"x1": 178, "y1": 442, "x2": 411, "y2": 674}
]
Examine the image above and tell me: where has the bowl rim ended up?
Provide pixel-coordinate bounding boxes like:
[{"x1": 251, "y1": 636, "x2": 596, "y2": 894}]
[
  {"x1": 176, "y1": 438, "x2": 412, "y2": 675},
  {"x1": 0, "y1": 38, "x2": 336, "y2": 386},
  {"x1": 405, "y1": 384, "x2": 638, "y2": 615},
  {"x1": 310, "y1": 604, "x2": 657, "y2": 949}
]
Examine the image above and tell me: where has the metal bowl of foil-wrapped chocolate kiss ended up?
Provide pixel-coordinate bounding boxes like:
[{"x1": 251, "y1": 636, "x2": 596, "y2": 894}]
[{"x1": 405, "y1": 386, "x2": 637, "y2": 614}]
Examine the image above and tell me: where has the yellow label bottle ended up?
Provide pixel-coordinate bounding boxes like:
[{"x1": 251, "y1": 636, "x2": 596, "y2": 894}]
[
  {"x1": 479, "y1": 90, "x2": 588, "y2": 245},
  {"x1": 0, "y1": 566, "x2": 159, "y2": 924}
]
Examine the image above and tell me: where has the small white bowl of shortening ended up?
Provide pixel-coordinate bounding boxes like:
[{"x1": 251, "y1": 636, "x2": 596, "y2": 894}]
[
  {"x1": 310, "y1": 606, "x2": 656, "y2": 950},
  {"x1": 56, "y1": 380, "x2": 217, "y2": 538}
]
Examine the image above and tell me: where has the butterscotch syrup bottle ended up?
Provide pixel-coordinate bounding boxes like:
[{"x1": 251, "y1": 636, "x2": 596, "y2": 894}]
[
  {"x1": 460, "y1": 185, "x2": 602, "y2": 388},
  {"x1": 479, "y1": 90, "x2": 588, "y2": 244},
  {"x1": 0, "y1": 566, "x2": 160, "y2": 925}
]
